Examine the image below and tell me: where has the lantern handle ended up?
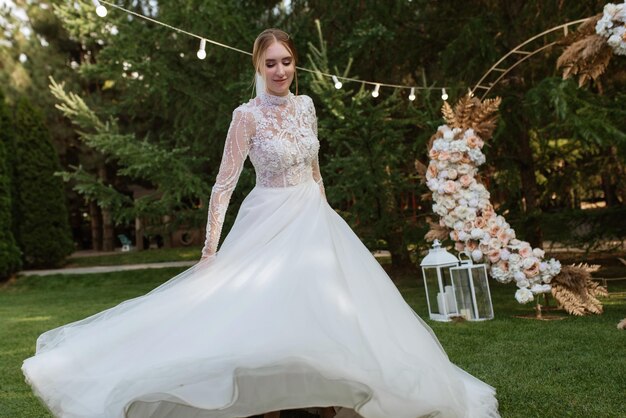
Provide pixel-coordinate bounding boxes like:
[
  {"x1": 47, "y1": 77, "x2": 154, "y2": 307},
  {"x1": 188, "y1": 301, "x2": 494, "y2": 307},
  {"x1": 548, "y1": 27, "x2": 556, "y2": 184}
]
[{"x1": 458, "y1": 251, "x2": 474, "y2": 265}]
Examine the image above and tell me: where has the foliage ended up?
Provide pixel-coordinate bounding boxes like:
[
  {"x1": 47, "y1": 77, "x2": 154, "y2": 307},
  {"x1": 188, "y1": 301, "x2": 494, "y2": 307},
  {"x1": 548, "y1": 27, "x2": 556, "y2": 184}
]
[
  {"x1": 49, "y1": 76, "x2": 208, "y2": 226},
  {"x1": 12, "y1": 98, "x2": 73, "y2": 268},
  {"x1": 0, "y1": 90, "x2": 21, "y2": 278}
]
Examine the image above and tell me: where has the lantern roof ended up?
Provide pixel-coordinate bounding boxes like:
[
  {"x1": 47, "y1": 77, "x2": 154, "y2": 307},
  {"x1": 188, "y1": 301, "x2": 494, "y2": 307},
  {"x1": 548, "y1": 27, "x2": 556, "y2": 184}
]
[{"x1": 420, "y1": 240, "x2": 459, "y2": 267}]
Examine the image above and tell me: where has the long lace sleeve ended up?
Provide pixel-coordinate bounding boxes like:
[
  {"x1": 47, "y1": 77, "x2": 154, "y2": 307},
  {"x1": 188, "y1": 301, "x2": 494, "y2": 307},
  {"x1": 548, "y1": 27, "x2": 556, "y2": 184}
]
[
  {"x1": 201, "y1": 108, "x2": 252, "y2": 258},
  {"x1": 308, "y1": 98, "x2": 326, "y2": 199}
]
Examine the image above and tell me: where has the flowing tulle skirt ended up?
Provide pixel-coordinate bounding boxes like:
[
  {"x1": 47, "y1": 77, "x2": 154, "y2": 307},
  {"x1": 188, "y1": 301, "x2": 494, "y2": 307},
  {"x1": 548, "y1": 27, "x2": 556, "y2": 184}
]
[{"x1": 22, "y1": 178, "x2": 499, "y2": 418}]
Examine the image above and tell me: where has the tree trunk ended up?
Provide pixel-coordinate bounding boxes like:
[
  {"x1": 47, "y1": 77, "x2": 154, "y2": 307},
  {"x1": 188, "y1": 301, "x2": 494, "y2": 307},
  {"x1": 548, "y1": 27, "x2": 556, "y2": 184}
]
[
  {"x1": 98, "y1": 164, "x2": 115, "y2": 251},
  {"x1": 101, "y1": 208, "x2": 114, "y2": 251},
  {"x1": 162, "y1": 215, "x2": 172, "y2": 249},
  {"x1": 89, "y1": 200, "x2": 102, "y2": 251},
  {"x1": 135, "y1": 216, "x2": 144, "y2": 251}
]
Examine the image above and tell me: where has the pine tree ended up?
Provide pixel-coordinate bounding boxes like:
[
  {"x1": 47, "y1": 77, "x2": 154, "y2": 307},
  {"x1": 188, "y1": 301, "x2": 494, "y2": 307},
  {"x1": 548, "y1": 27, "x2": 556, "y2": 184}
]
[
  {"x1": 0, "y1": 89, "x2": 21, "y2": 278},
  {"x1": 13, "y1": 98, "x2": 74, "y2": 268}
]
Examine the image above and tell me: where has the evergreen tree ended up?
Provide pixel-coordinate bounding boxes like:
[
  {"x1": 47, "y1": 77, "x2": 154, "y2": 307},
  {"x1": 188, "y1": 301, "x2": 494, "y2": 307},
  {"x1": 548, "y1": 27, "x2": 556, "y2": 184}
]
[
  {"x1": 13, "y1": 98, "x2": 74, "y2": 267},
  {"x1": 0, "y1": 89, "x2": 21, "y2": 278}
]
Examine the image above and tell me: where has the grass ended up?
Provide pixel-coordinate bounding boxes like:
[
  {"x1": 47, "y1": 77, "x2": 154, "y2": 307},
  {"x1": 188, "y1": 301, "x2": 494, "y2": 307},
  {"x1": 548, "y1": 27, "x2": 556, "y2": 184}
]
[
  {"x1": 63, "y1": 246, "x2": 203, "y2": 268},
  {"x1": 1, "y1": 268, "x2": 625, "y2": 418}
]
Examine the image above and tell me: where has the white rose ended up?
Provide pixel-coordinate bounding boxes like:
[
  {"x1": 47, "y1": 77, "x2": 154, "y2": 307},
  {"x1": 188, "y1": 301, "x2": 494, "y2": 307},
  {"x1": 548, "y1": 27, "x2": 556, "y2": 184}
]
[
  {"x1": 471, "y1": 228, "x2": 484, "y2": 239},
  {"x1": 509, "y1": 253, "x2": 522, "y2": 266},
  {"x1": 458, "y1": 231, "x2": 469, "y2": 241},
  {"x1": 516, "y1": 277, "x2": 530, "y2": 289},
  {"x1": 530, "y1": 284, "x2": 551, "y2": 294},
  {"x1": 515, "y1": 288, "x2": 534, "y2": 304},
  {"x1": 471, "y1": 249, "x2": 483, "y2": 262},
  {"x1": 500, "y1": 248, "x2": 511, "y2": 260},
  {"x1": 513, "y1": 270, "x2": 526, "y2": 282},
  {"x1": 522, "y1": 256, "x2": 537, "y2": 269},
  {"x1": 532, "y1": 248, "x2": 545, "y2": 258}
]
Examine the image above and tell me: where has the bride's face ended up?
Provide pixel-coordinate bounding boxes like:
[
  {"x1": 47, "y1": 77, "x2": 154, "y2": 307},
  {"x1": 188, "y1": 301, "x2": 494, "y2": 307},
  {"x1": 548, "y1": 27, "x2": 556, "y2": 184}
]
[{"x1": 262, "y1": 41, "x2": 295, "y2": 96}]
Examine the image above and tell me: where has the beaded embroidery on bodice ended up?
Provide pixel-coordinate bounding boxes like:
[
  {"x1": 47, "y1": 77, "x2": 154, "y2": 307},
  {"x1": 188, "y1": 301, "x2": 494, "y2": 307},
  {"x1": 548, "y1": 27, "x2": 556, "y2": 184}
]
[
  {"x1": 201, "y1": 92, "x2": 325, "y2": 257},
  {"x1": 247, "y1": 92, "x2": 320, "y2": 187}
]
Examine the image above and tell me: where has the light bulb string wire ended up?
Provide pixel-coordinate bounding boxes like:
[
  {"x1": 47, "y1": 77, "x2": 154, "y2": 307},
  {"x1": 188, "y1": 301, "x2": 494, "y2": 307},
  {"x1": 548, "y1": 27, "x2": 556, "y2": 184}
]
[{"x1": 98, "y1": 0, "x2": 450, "y2": 93}]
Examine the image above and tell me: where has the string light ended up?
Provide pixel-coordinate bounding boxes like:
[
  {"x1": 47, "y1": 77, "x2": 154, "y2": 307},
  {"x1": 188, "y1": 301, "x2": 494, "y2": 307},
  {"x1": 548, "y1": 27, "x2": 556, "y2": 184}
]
[
  {"x1": 371, "y1": 84, "x2": 380, "y2": 98},
  {"x1": 197, "y1": 39, "x2": 207, "y2": 60},
  {"x1": 441, "y1": 88, "x2": 448, "y2": 101},
  {"x1": 331, "y1": 75, "x2": 342, "y2": 89},
  {"x1": 408, "y1": 87, "x2": 416, "y2": 101},
  {"x1": 93, "y1": 0, "x2": 107, "y2": 17},
  {"x1": 92, "y1": 0, "x2": 452, "y2": 101}
]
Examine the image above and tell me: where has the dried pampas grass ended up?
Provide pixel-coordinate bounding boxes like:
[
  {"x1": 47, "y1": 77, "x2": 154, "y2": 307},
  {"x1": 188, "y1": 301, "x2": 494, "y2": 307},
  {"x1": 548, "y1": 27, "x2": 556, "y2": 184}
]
[
  {"x1": 556, "y1": 14, "x2": 616, "y2": 87},
  {"x1": 551, "y1": 263, "x2": 608, "y2": 316}
]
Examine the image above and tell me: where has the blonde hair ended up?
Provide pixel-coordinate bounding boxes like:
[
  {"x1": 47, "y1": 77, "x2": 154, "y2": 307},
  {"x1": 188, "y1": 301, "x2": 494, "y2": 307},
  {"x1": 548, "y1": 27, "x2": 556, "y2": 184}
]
[{"x1": 252, "y1": 28, "x2": 298, "y2": 95}]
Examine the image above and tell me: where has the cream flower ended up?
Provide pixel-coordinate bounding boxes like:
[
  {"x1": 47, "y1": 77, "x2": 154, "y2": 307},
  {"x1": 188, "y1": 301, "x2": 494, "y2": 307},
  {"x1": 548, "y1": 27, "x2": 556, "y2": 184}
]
[{"x1": 515, "y1": 288, "x2": 534, "y2": 304}]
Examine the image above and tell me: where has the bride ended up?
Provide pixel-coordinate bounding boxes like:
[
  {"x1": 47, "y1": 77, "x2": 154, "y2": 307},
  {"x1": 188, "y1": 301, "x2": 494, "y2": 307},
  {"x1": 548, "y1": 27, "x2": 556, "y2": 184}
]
[{"x1": 22, "y1": 28, "x2": 500, "y2": 418}]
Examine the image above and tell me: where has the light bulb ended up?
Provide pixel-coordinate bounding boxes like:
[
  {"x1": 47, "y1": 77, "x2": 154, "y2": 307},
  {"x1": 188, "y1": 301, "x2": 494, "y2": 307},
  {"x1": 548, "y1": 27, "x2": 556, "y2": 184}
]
[
  {"x1": 408, "y1": 87, "x2": 416, "y2": 101},
  {"x1": 372, "y1": 84, "x2": 380, "y2": 98},
  {"x1": 197, "y1": 39, "x2": 207, "y2": 60},
  {"x1": 441, "y1": 88, "x2": 448, "y2": 101},
  {"x1": 96, "y1": 5, "x2": 107, "y2": 17},
  {"x1": 332, "y1": 75, "x2": 342, "y2": 89}
]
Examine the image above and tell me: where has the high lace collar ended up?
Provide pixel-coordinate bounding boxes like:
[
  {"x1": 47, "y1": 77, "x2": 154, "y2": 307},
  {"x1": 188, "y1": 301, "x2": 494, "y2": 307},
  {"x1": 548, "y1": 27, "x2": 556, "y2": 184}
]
[{"x1": 259, "y1": 91, "x2": 294, "y2": 106}]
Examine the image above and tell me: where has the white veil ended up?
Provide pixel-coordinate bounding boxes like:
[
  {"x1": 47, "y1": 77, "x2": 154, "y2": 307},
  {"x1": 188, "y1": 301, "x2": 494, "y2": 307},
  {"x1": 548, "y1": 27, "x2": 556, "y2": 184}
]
[{"x1": 255, "y1": 72, "x2": 266, "y2": 97}]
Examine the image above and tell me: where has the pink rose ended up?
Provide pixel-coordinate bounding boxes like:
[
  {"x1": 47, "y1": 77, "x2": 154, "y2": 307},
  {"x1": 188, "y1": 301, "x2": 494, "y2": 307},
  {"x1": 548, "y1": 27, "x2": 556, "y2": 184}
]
[
  {"x1": 496, "y1": 260, "x2": 509, "y2": 272},
  {"x1": 459, "y1": 175, "x2": 473, "y2": 188},
  {"x1": 519, "y1": 246, "x2": 533, "y2": 258},
  {"x1": 497, "y1": 230, "x2": 510, "y2": 246},
  {"x1": 460, "y1": 154, "x2": 471, "y2": 164},
  {"x1": 429, "y1": 149, "x2": 439, "y2": 159},
  {"x1": 524, "y1": 262, "x2": 540, "y2": 277},
  {"x1": 463, "y1": 221, "x2": 473, "y2": 232},
  {"x1": 466, "y1": 240, "x2": 478, "y2": 251},
  {"x1": 454, "y1": 242, "x2": 465, "y2": 252},
  {"x1": 466, "y1": 135, "x2": 481, "y2": 149},
  {"x1": 427, "y1": 162, "x2": 438, "y2": 179},
  {"x1": 488, "y1": 249, "x2": 501, "y2": 263},
  {"x1": 482, "y1": 204, "x2": 495, "y2": 218},
  {"x1": 450, "y1": 151, "x2": 463, "y2": 163},
  {"x1": 489, "y1": 224, "x2": 502, "y2": 236},
  {"x1": 474, "y1": 217, "x2": 487, "y2": 229},
  {"x1": 438, "y1": 151, "x2": 450, "y2": 161},
  {"x1": 443, "y1": 180, "x2": 457, "y2": 194},
  {"x1": 450, "y1": 230, "x2": 459, "y2": 241}
]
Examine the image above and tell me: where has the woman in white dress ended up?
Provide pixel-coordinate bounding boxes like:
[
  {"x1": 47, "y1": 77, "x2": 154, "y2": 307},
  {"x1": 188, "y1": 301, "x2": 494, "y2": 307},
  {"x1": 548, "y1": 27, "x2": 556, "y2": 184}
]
[{"x1": 22, "y1": 29, "x2": 500, "y2": 418}]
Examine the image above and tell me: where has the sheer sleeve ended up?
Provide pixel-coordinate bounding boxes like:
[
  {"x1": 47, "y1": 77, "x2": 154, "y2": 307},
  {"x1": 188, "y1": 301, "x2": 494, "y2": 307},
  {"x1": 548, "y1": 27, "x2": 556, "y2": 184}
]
[
  {"x1": 308, "y1": 98, "x2": 326, "y2": 199},
  {"x1": 201, "y1": 108, "x2": 252, "y2": 258}
]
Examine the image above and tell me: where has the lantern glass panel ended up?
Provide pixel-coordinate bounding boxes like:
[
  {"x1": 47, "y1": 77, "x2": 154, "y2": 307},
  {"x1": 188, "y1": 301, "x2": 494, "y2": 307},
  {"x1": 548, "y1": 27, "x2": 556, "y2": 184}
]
[
  {"x1": 423, "y1": 266, "x2": 457, "y2": 317},
  {"x1": 471, "y1": 266, "x2": 493, "y2": 319},
  {"x1": 451, "y1": 268, "x2": 475, "y2": 320}
]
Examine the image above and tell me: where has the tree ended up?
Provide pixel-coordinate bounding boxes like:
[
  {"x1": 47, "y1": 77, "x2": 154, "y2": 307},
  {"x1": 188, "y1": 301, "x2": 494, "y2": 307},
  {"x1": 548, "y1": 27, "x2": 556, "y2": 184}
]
[
  {"x1": 13, "y1": 97, "x2": 73, "y2": 267},
  {"x1": 0, "y1": 89, "x2": 21, "y2": 278},
  {"x1": 306, "y1": 21, "x2": 432, "y2": 271}
]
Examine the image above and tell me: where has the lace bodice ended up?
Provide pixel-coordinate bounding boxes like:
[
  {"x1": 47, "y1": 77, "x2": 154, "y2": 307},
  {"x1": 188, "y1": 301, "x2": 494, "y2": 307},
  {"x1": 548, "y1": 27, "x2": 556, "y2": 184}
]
[{"x1": 201, "y1": 92, "x2": 325, "y2": 257}]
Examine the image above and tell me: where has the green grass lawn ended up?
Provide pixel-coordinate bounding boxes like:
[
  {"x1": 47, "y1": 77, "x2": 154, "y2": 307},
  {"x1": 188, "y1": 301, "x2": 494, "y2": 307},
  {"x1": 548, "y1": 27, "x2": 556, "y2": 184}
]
[
  {"x1": 64, "y1": 246, "x2": 203, "y2": 267},
  {"x1": 1, "y1": 268, "x2": 624, "y2": 418}
]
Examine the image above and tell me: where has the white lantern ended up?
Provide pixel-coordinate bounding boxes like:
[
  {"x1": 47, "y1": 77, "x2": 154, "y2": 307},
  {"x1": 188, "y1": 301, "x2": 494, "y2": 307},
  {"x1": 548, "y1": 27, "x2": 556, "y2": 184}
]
[
  {"x1": 420, "y1": 240, "x2": 460, "y2": 321},
  {"x1": 450, "y1": 253, "x2": 494, "y2": 321}
]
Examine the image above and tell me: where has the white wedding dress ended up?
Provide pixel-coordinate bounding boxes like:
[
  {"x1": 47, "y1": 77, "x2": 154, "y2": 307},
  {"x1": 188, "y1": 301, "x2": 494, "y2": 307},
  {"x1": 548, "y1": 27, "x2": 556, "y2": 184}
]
[{"x1": 22, "y1": 92, "x2": 499, "y2": 418}]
